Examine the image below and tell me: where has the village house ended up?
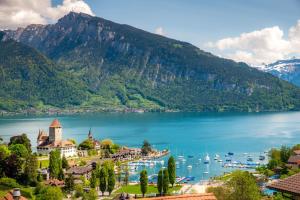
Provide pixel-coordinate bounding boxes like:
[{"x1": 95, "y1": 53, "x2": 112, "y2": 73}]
[
  {"x1": 111, "y1": 147, "x2": 141, "y2": 161},
  {"x1": 267, "y1": 172, "x2": 300, "y2": 200},
  {"x1": 287, "y1": 150, "x2": 300, "y2": 168},
  {"x1": 65, "y1": 164, "x2": 94, "y2": 182},
  {"x1": 37, "y1": 119, "x2": 77, "y2": 157}
]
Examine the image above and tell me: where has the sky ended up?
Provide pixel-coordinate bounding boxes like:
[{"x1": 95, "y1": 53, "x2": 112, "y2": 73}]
[{"x1": 1, "y1": 0, "x2": 300, "y2": 65}]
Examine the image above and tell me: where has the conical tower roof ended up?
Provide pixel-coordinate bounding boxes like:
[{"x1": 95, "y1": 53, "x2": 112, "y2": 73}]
[{"x1": 49, "y1": 119, "x2": 62, "y2": 128}]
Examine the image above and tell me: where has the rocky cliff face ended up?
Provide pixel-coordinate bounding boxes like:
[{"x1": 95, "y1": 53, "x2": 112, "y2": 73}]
[{"x1": 3, "y1": 12, "x2": 300, "y2": 112}]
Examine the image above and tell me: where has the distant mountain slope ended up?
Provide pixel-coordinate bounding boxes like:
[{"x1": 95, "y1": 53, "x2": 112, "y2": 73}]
[
  {"x1": 0, "y1": 32, "x2": 87, "y2": 112},
  {"x1": 256, "y1": 58, "x2": 300, "y2": 87},
  {"x1": 2, "y1": 12, "x2": 300, "y2": 112}
]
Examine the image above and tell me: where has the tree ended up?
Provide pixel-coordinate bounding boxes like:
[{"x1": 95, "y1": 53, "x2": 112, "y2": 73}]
[
  {"x1": 5, "y1": 154, "x2": 23, "y2": 179},
  {"x1": 75, "y1": 184, "x2": 84, "y2": 198},
  {"x1": 162, "y1": 169, "x2": 169, "y2": 195},
  {"x1": 140, "y1": 170, "x2": 148, "y2": 197},
  {"x1": 99, "y1": 167, "x2": 107, "y2": 196},
  {"x1": 280, "y1": 146, "x2": 292, "y2": 163},
  {"x1": 157, "y1": 169, "x2": 163, "y2": 195},
  {"x1": 65, "y1": 174, "x2": 75, "y2": 192},
  {"x1": 227, "y1": 171, "x2": 260, "y2": 200},
  {"x1": 107, "y1": 168, "x2": 116, "y2": 195},
  {"x1": 78, "y1": 139, "x2": 94, "y2": 150},
  {"x1": 49, "y1": 150, "x2": 62, "y2": 178},
  {"x1": 23, "y1": 154, "x2": 38, "y2": 185},
  {"x1": 36, "y1": 186, "x2": 63, "y2": 200},
  {"x1": 90, "y1": 170, "x2": 97, "y2": 189},
  {"x1": 8, "y1": 144, "x2": 29, "y2": 158},
  {"x1": 9, "y1": 134, "x2": 31, "y2": 153},
  {"x1": 83, "y1": 189, "x2": 98, "y2": 200},
  {"x1": 168, "y1": 156, "x2": 176, "y2": 187},
  {"x1": 124, "y1": 165, "x2": 129, "y2": 186},
  {"x1": 62, "y1": 155, "x2": 69, "y2": 169},
  {"x1": 58, "y1": 168, "x2": 64, "y2": 181},
  {"x1": 0, "y1": 145, "x2": 11, "y2": 177},
  {"x1": 141, "y1": 140, "x2": 152, "y2": 156}
]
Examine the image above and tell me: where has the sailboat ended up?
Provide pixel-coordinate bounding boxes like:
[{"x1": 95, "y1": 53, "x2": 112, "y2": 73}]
[{"x1": 204, "y1": 154, "x2": 210, "y2": 164}]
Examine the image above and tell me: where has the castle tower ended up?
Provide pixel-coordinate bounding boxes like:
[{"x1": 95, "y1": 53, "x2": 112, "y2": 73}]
[
  {"x1": 88, "y1": 128, "x2": 93, "y2": 140},
  {"x1": 49, "y1": 119, "x2": 62, "y2": 144}
]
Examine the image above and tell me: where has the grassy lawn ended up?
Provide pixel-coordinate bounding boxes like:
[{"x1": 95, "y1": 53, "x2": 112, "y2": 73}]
[
  {"x1": 0, "y1": 185, "x2": 10, "y2": 198},
  {"x1": 115, "y1": 184, "x2": 182, "y2": 195},
  {"x1": 38, "y1": 159, "x2": 49, "y2": 168}
]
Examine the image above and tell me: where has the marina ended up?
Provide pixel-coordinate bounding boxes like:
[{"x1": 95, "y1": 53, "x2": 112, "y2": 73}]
[{"x1": 0, "y1": 111, "x2": 299, "y2": 182}]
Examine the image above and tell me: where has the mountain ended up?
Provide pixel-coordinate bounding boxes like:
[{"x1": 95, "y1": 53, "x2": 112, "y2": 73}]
[
  {"x1": 2, "y1": 12, "x2": 300, "y2": 112},
  {"x1": 0, "y1": 31, "x2": 87, "y2": 112},
  {"x1": 255, "y1": 58, "x2": 300, "y2": 87}
]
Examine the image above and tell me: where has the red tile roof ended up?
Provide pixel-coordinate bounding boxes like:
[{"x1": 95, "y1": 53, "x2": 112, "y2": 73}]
[
  {"x1": 267, "y1": 173, "x2": 300, "y2": 195},
  {"x1": 288, "y1": 155, "x2": 300, "y2": 164},
  {"x1": 294, "y1": 150, "x2": 300, "y2": 155},
  {"x1": 3, "y1": 191, "x2": 27, "y2": 200},
  {"x1": 49, "y1": 119, "x2": 62, "y2": 128},
  {"x1": 141, "y1": 193, "x2": 217, "y2": 200}
]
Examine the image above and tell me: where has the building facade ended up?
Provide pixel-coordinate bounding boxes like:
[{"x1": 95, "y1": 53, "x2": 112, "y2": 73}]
[{"x1": 37, "y1": 119, "x2": 77, "y2": 157}]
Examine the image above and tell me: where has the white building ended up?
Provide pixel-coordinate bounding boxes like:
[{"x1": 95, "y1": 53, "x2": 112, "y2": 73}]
[{"x1": 37, "y1": 119, "x2": 77, "y2": 157}]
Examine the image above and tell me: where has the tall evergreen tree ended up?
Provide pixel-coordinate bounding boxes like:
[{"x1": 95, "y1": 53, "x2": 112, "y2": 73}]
[
  {"x1": 140, "y1": 170, "x2": 148, "y2": 197},
  {"x1": 107, "y1": 167, "x2": 115, "y2": 195},
  {"x1": 65, "y1": 174, "x2": 75, "y2": 192},
  {"x1": 168, "y1": 156, "x2": 176, "y2": 187},
  {"x1": 24, "y1": 154, "x2": 38, "y2": 185},
  {"x1": 62, "y1": 155, "x2": 69, "y2": 169},
  {"x1": 157, "y1": 169, "x2": 163, "y2": 196},
  {"x1": 49, "y1": 150, "x2": 62, "y2": 178},
  {"x1": 124, "y1": 165, "x2": 129, "y2": 186},
  {"x1": 90, "y1": 170, "x2": 97, "y2": 189},
  {"x1": 99, "y1": 167, "x2": 107, "y2": 196},
  {"x1": 163, "y1": 169, "x2": 169, "y2": 195}
]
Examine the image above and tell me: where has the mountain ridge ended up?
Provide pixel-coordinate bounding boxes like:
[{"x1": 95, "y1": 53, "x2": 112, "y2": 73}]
[{"x1": 2, "y1": 12, "x2": 300, "y2": 113}]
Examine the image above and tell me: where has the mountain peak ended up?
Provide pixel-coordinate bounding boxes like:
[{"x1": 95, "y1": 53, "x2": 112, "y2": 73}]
[{"x1": 59, "y1": 11, "x2": 93, "y2": 23}]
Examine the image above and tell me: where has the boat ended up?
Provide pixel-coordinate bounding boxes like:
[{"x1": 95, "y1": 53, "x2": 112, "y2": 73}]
[
  {"x1": 228, "y1": 152, "x2": 234, "y2": 156},
  {"x1": 188, "y1": 155, "x2": 194, "y2": 158},
  {"x1": 259, "y1": 155, "x2": 266, "y2": 161},
  {"x1": 217, "y1": 159, "x2": 223, "y2": 162},
  {"x1": 203, "y1": 171, "x2": 209, "y2": 174},
  {"x1": 247, "y1": 157, "x2": 253, "y2": 162},
  {"x1": 178, "y1": 155, "x2": 184, "y2": 159},
  {"x1": 204, "y1": 154, "x2": 210, "y2": 164},
  {"x1": 187, "y1": 165, "x2": 192, "y2": 169},
  {"x1": 214, "y1": 154, "x2": 220, "y2": 160}
]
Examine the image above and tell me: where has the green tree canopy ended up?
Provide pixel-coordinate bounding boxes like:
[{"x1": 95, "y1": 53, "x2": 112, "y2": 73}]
[
  {"x1": 107, "y1": 167, "x2": 116, "y2": 195},
  {"x1": 78, "y1": 139, "x2": 94, "y2": 150},
  {"x1": 62, "y1": 155, "x2": 69, "y2": 169},
  {"x1": 141, "y1": 140, "x2": 152, "y2": 156},
  {"x1": 99, "y1": 167, "x2": 107, "y2": 196},
  {"x1": 36, "y1": 186, "x2": 63, "y2": 200},
  {"x1": 64, "y1": 174, "x2": 75, "y2": 192},
  {"x1": 157, "y1": 169, "x2": 163, "y2": 195},
  {"x1": 9, "y1": 134, "x2": 31, "y2": 153},
  {"x1": 280, "y1": 146, "x2": 292, "y2": 163},
  {"x1": 162, "y1": 169, "x2": 169, "y2": 195},
  {"x1": 90, "y1": 170, "x2": 97, "y2": 189},
  {"x1": 227, "y1": 171, "x2": 261, "y2": 200},
  {"x1": 49, "y1": 150, "x2": 62, "y2": 179},
  {"x1": 8, "y1": 144, "x2": 29, "y2": 158},
  {"x1": 0, "y1": 144, "x2": 11, "y2": 158},
  {"x1": 23, "y1": 154, "x2": 38, "y2": 186},
  {"x1": 168, "y1": 156, "x2": 176, "y2": 187},
  {"x1": 140, "y1": 169, "x2": 148, "y2": 197}
]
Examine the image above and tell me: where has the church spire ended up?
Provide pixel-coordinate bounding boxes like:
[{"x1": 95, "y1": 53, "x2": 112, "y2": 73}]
[{"x1": 88, "y1": 128, "x2": 93, "y2": 139}]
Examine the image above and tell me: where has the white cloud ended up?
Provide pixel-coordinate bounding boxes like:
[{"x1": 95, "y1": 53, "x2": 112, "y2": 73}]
[
  {"x1": 206, "y1": 20, "x2": 300, "y2": 65},
  {"x1": 0, "y1": 0, "x2": 94, "y2": 30},
  {"x1": 155, "y1": 27, "x2": 166, "y2": 36}
]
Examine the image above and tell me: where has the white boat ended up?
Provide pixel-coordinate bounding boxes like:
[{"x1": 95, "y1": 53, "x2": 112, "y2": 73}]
[
  {"x1": 204, "y1": 154, "x2": 210, "y2": 164},
  {"x1": 187, "y1": 165, "x2": 192, "y2": 169},
  {"x1": 214, "y1": 154, "x2": 220, "y2": 160},
  {"x1": 203, "y1": 171, "x2": 209, "y2": 174}
]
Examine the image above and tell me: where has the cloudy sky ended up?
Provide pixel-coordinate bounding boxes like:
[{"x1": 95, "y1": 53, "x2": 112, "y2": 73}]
[{"x1": 1, "y1": 0, "x2": 300, "y2": 65}]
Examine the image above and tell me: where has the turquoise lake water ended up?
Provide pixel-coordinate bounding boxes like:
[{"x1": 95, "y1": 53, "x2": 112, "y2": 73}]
[{"x1": 1, "y1": 112, "x2": 300, "y2": 182}]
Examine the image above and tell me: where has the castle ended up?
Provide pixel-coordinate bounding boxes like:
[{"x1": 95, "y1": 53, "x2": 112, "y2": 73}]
[{"x1": 37, "y1": 119, "x2": 77, "y2": 157}]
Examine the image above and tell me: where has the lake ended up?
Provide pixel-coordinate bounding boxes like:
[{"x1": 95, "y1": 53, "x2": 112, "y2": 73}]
[{"x1": 1, "y1": 112, "x2": 300, "y2": 182}]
